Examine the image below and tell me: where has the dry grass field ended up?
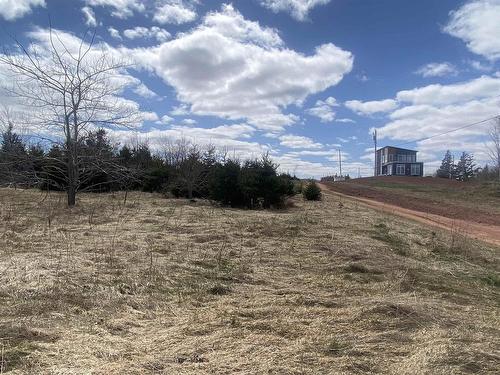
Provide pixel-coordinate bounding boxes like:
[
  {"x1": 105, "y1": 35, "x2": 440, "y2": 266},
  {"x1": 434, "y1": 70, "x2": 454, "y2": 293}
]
[{"x1": 0, "y1": 187, "x2": 499, "y2": 374}]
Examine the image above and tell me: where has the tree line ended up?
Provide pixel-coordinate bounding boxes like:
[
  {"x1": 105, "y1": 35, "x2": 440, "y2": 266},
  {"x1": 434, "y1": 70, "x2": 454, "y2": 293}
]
[
  {"x1": 436, "y1": 149, "x2": 499, "y2": 181},
  {"x1": 0, "y1": 124, "x2": 298, "y2": 208}
]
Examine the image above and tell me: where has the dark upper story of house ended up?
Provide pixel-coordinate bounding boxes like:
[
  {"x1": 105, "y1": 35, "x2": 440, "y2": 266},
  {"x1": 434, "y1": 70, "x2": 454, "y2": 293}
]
[{"x1": 375, "y1": 146, "x2": 424, "y2": 176}]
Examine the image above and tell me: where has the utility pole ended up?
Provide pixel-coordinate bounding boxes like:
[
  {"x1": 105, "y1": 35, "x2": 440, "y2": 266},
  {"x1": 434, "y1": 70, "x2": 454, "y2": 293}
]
[
  {"x1": 372, "y1": 129, "x2": 377, "y2": 176},
  {"x1": 338, "y1": 149, "x2": 342, "y2": 177}
]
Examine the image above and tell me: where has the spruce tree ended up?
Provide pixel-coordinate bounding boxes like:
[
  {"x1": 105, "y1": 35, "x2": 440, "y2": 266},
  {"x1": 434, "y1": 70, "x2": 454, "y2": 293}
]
[
  {"x1": 436, "y1": 150, "x2": 455, "y2": 179},
  {"x1": 456, "y1": 152, "x2": 477, "y2": 181}
]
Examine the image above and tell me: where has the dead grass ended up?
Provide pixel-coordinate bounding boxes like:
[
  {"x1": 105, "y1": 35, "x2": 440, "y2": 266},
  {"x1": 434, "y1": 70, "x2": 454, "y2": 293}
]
[{"x1": 0, "y1": 187, "x2": 499, "y2": 374}]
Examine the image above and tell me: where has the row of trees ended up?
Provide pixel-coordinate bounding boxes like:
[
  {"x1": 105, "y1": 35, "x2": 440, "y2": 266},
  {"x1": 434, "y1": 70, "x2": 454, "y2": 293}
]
[
  {"x1": 436, "y1": 149, "x2": 499, "y2": 181},
  {"x1": 0, "y1": 125, "x2": 297, "y2": 208}
]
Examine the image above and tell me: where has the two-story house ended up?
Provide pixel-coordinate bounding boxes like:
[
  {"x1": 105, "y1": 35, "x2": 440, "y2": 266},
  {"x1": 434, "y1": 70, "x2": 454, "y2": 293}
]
[{"x1": 375, "y1": 146, "x2": 423, "y2": 176}]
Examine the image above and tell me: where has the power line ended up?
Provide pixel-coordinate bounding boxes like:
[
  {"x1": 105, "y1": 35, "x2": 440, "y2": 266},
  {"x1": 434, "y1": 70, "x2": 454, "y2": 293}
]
[{"x1": 394, "y1": 114, "x2": 500, "y2": 148}]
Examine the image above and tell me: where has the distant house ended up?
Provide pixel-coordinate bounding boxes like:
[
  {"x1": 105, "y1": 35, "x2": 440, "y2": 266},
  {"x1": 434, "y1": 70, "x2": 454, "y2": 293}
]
[{"x1": 375, "y1": 146, "x2": 423, "y2": 176}]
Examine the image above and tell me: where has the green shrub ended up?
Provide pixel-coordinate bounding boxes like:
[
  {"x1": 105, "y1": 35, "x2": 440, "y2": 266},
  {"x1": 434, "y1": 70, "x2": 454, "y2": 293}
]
[{"x1": 303, "y1": 181, "x2": 321, "y2": 201}]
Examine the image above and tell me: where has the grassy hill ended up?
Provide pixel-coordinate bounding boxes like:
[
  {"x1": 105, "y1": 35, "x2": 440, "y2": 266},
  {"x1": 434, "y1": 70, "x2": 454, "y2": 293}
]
[
  {"x1": 324, "y1": 176, "x2": 500, "y2": 225},
  {"x1": 0, "y1": 188, "x2": 499, "y2": 374}
]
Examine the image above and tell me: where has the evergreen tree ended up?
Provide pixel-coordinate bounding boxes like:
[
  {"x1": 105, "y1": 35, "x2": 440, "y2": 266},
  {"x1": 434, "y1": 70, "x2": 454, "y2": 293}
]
[
  {"x1": 455, "y1": 152, "x2": 477, "y2": 181},
  {"x1": 436, "y1": 150, "x2": 456, "y2": 179},
  {"x1": 1, "y1": 123, "x2": 26, "y2": 155},
  {"x1": 0, "y1": 124, "x2": 28, "y2": 185}
]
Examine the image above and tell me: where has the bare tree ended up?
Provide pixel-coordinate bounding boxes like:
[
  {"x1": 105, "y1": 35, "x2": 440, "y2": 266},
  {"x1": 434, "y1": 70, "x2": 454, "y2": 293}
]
[
  {"x1": 0, "y1": 29, "x2": 139, "y2": 206},
  {"x1": 486, "y1": 117, "x2": 500, "y2": 182},
  {"x1": 159, "y1": 138, "x2": 219, "y2": 199}
]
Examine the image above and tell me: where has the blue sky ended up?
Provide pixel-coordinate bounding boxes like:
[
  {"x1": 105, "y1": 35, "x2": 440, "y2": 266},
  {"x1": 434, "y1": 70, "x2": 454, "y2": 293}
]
[{"x1": 0, "y1": 0, "x2": 499, "y2": 177}]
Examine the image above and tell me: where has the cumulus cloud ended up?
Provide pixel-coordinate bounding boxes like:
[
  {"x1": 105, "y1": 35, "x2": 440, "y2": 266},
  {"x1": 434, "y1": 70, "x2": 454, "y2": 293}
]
[
  {"x1": 85, "y1": 0, "x2": 145, "y2": 19},
  {"x1": 123, "y1": 26, "x2": 171, "y2": 42},
  {"x1": 170, "y1": 104, "x2": 190, "y2": 116},
  {"x1": 155, "y1": 115, "x2": 174, "y2": 125},
  {"x1": 0, "y1": 0, "x2": 45, "y2": 20},
  {"x1": 415, "y1": 62, "x2": 458, "y2": 77},
  {"x1": 306, "y1": 97, "x2": 338, "y2": 122},
  {"x1": 443, "y1": 0, "x2": 500, "y2": 61},
  {"x1": 141, "y1": 111, "x2": 160, "y2": 122},
  {"x1": 133, "y1": 83, "x2": 159, "y2": 99},
  {"x1": 258, "y1": 0, "x2": 331, "y2": 21},
  {"x1": 181, "y1": 118, "x2": 197, "y2": 125},
  {"x1": 139, "y1": 4, "x2": 353, "y2": 130},
  {"x1": 11, "y1": 5, "x2": 352, "y2": 133},
  {"x1": 279, "y1": 134, "x2": 323, "y2": 149},
  {"x1": 153, "y1": 0, "x2": 197, "y2": 25},
  {"x1": 108, "y1": 27, "x2": 121, "y2": 39},
  {"x1": 396, "y1": 75, "x2": 500, "y2": 105},
  {"x1": 345, "y1": 99, "x2": 398, "y2": 116},
  {"x1": 374, "y1": 74, "x2": 500, "y2": 169}
]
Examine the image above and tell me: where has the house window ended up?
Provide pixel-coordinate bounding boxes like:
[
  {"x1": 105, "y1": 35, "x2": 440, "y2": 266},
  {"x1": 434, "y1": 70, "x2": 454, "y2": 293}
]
[
  {"x1": 396, "y1": 164, "x2": 405, "y2": 175},
  {"x1": 411, "y1": 164, "x2": 420, "y2": 175}
]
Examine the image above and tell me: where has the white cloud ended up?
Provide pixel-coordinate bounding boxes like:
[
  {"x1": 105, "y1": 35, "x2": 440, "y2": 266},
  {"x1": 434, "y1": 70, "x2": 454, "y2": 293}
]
[
  {"x1": 374, "y1": 74, "x2": 500, "y2": 169},
  {"x1": 443, "y1": 0, "x2": 500, "y2": 61},
  {"x1": 109, "y1": 124, "x2": 264, "y2": 159},
  {"x1": 140, "y1": 4, "x2": 352, "y2": 130},
  {"x1": 154, "y1": 1, "x2": 197, "y2": 25},
  {"x1": 258, "y1": 0, "x2": 331, "y2": 21},
  {"x1": 108, "y1": 27, "x2": 121, "y2": 39},
  {"x1": 182, "y1": 118, "x2": 197, "y2": 125},
  {"x1": 415, "y1": 62, "x2": 458, "y2": 77},
  {"x1": 337, "y1": 136, "x2": 357, "y2": 143},
  {"x1": 345, "y1": 99, "x2": 398, "y2": 116},
  {"x1": 469, "y1": 60, "x2": 493, "y2": 72},
  {"x1": 155, "y1": 115, "x2": 174, "y2": 125},
  {"x1": 123, "y1": 26, "x2": 171, "y2": 42},
  {"x1": 288, "y1": 149, "x2": 338, "y2": 156},
  {"x1": 170, "y1": 104, "x2": 190, "y2": 116},
  {"x1": 306, "y1": 96, "x2": 338, "y2": 122},
  {"x1": 336, "y1": 118, "x2": 355, "y2": 123},
  {"x1": 82, "y1": 6, "x2": 97, "y2": 27},
  {"x1": 396, "y1": 75, "x2": 500, "y2": 105},
  {"x1": 133, "y1": 83, "x2": 159, "y2": 99},
  {"x1": 273, "y1": 154, "x2": 333, "y2": 177},
  {"x1": 141, "y1": 111, "x2": 160, "y2": 122},
  {"x1": 279, "y1": 134, "x2": 323, "y2": 149},
  {"x1": 85, "y1": 0, "x2": 145, "y2": 19},
  {"x1": 0, "y1": 0, "x2": 45, "y2": 20}
]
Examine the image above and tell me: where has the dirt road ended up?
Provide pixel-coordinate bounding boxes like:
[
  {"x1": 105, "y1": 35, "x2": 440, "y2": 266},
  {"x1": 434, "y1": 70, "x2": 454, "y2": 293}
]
[{"x1": 320, "y1": 184, "x2": 500, "y2": 247}]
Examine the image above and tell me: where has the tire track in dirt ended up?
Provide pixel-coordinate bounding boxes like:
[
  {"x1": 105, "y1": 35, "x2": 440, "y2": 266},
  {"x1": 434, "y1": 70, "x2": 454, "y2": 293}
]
[{"x1": 319, "y1": 183, "x2": 500, "y2": 247}]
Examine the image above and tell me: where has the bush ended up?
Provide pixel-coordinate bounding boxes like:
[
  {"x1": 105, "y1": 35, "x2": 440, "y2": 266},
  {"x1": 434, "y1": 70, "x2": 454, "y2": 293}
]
[
  {"x1": 303, "y1": 181, "x2": 321, "y2": 201},
  {"x1": 208, "y1": 156, "x2": 295, "y2": 209}
]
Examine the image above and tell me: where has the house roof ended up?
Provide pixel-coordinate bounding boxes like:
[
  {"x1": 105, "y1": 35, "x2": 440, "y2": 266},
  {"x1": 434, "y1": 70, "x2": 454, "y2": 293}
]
[{"x1": 377, "y1": 146, "x2": 418, "y2": 153}]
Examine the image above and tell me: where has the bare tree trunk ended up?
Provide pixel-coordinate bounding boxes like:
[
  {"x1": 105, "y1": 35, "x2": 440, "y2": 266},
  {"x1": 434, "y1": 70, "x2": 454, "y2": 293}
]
[{"x1": 67, "y1": 155, "x2": 77, "y2": 206}]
